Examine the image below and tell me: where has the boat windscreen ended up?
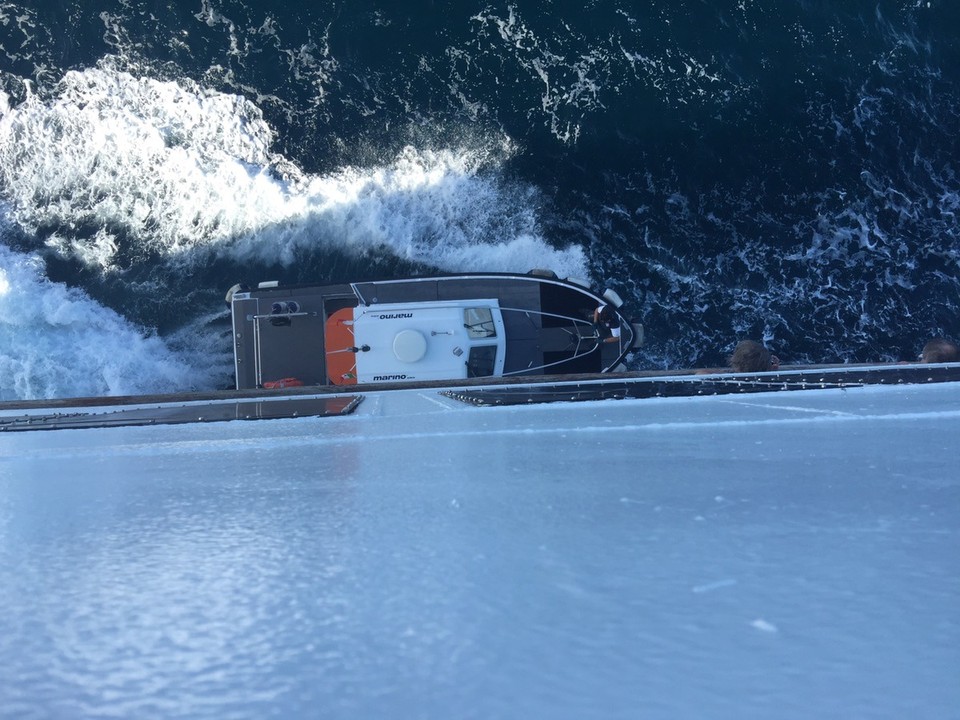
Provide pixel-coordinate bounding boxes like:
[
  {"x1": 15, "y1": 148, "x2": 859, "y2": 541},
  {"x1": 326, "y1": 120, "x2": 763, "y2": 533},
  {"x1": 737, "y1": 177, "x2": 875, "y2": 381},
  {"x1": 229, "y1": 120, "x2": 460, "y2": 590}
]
[
  {"x1": 466, "y1": 345, "x2": 498, "y2": 377},
  {"x1": 464, "y1": 307, "x2": 497, "y2": 338}
]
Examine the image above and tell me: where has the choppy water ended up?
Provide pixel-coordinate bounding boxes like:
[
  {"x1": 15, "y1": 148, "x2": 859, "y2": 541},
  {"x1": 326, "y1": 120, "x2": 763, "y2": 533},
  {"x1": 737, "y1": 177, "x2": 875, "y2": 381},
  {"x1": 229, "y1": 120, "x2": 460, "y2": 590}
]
[{"x1": 0, "y1": 1, "x2": 958, "y2": 399}]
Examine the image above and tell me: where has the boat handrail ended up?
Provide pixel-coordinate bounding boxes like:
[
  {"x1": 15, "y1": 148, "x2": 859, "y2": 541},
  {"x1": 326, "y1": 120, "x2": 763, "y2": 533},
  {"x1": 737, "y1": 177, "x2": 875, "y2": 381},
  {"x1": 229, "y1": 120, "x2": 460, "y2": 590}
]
[
  {"x1": 350, "y1": 283, "x2": 370, "y2": 306},
  {"x1": 251, "y1": 311, "x2": 316, "y2": 320}
]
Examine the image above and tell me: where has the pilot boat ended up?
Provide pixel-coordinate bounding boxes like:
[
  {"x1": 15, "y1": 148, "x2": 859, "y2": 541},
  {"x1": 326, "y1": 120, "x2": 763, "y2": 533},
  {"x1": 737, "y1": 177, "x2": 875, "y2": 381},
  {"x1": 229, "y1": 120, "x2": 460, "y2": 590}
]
[{"x1": 227, "y1": 271, "x2": 642, "y2": 389}]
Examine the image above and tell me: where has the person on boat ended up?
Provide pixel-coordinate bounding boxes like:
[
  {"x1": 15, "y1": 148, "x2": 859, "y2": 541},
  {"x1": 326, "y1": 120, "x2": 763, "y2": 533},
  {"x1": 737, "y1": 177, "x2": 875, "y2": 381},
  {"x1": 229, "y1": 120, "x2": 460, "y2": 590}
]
[
  {"x1": 593, "y1": 304, "x2": 621, "y2": 343},
  {"x1": 919, "y1": 338, "x2": 959, "y2": 363}
]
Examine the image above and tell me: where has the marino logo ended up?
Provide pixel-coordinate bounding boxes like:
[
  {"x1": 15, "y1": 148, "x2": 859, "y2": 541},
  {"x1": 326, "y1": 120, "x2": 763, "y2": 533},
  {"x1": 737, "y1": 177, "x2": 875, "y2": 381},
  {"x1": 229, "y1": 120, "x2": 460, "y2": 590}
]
[
  {"x1": 373, "y1": 374, "x2": 409, "y2": 381},
  {"x1": 376, "y1": 312, "x2": 413, "y2": 320}
]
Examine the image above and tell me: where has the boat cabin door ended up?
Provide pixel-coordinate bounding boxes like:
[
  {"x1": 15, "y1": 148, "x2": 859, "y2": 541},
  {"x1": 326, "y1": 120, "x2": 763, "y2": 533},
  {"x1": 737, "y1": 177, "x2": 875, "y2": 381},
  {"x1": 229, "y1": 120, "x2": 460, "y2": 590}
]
[{"x1": 233, "y1": 296, "x2": 327, "y2": 388}]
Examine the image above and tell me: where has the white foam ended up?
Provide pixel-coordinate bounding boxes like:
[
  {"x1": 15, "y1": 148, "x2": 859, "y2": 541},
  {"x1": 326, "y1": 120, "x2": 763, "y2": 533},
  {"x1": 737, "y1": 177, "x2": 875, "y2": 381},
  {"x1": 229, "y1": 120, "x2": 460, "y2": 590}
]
[
  {"x1": 0, "y1": 65, "x2": 587, "y2": 279},
  {"x1": 0, "y1": 246, "x2": 224, "y2": 400},
  {"x1": 0, "y1": 66, "x2": 588, "y2": 400}
]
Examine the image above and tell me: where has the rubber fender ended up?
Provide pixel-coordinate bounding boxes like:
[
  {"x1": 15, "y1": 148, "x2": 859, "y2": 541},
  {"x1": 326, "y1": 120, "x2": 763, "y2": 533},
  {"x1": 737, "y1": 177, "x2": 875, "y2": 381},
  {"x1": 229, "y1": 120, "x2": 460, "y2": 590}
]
[
  {"x1": 225, "y1": 283, "x2": 243, "y2": 307},
  {"x1": 602, "y1": 288, "x2": 624, "y2": 308}
]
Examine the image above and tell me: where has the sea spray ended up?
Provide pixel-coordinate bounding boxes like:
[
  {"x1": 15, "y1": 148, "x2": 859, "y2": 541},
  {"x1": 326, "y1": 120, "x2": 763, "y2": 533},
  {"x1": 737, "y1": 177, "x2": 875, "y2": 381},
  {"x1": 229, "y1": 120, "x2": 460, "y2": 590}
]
[
  {"x1": 0, "y1": 245, "x2": 225, "y2": 400},
  {"x1": 0, "y1": 67, "x2": 585, "y2": 279}
]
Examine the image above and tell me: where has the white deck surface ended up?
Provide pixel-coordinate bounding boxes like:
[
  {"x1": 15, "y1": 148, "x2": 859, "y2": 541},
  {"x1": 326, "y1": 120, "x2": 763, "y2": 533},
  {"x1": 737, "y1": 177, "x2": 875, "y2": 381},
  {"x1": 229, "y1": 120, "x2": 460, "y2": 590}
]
[{"x1": 1, "y1": 379, "x2": 958, "y2": 718}]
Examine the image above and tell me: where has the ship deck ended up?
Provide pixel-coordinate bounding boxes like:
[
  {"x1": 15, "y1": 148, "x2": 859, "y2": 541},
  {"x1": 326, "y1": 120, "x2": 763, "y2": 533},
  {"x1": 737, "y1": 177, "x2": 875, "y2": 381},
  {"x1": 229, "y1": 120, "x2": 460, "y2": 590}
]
[{"x1": 2, "y1": 362, "x2": 958, "y2": 431}]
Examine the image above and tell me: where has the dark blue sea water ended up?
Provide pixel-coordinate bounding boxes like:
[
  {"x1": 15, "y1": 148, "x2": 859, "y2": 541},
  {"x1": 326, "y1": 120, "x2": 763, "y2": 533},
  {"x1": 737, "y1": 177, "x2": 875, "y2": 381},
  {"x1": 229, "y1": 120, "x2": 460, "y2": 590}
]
[{"x1": 0, "y1": 1, "x2": 957, "y2": 399}]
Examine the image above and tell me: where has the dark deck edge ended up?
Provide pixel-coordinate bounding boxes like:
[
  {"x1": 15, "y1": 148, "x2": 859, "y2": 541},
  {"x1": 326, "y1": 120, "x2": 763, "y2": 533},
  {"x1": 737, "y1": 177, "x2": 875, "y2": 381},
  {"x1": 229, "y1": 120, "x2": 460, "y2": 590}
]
[
  {"x1": 439, "y1": 364, "x2": 960, "y2": 407},
  {"x1": 2, "y1": 362, "x2": 957, "y2": 412},
  {"x1": 0, "y1": 395, "x2": 365, "y2": 432}
]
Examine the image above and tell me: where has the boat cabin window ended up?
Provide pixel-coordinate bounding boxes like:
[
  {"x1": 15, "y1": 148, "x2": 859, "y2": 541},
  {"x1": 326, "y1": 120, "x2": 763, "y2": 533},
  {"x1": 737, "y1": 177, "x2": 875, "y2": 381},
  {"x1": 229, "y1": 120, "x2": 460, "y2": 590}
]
[
  {"x1": 464, "y1": 307, "x2": 497, "y2": 339},
  {"x1": 466, "y1": 345, "x2": 498, "y2": 378}
]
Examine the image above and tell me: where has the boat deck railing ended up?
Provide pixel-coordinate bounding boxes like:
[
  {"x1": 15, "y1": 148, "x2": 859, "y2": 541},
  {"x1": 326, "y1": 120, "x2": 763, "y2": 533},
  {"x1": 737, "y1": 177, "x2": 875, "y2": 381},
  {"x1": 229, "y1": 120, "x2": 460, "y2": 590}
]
[{"x1": 3, "y1": 362, "x2": 959, "y2": 432}]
